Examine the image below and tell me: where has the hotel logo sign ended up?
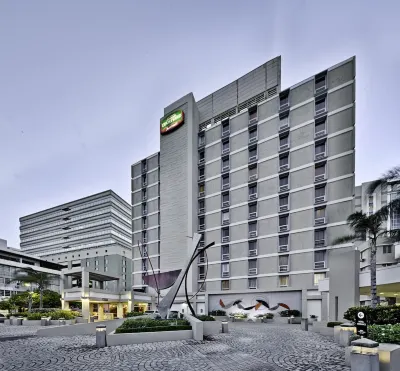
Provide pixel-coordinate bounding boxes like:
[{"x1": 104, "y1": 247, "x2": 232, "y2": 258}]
[{"x1": 160, "y1": 110, "x2": 184, "y2": 135}]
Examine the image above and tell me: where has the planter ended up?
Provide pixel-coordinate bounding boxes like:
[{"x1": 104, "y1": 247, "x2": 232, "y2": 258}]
[
  {"x1": 378, "y1": 343, "x2": 400, "y2": 371},
  {"x1": 107, "y1": 329, "x2": 193, "y2": 346},
  {"x1": 203, "y1": 321, "x2": 221, "y2": 336},
  {"x1": 319, "y1": 327, "x2": 334, "y2": 337},
  {"x1": 309, "y1": 318, "x2": 317, "y2": 325},
  {"x1": 76, "y1": 317, "x2": 87, "y2": 324},
  {"x1": 22, "y1": 320, "x2": 42, "y2": 326},
  {"x1": 288, "y1": 317, "x2": 301, "y2": 324},
  {"x1": 4, "y1": 320, "x2": 10, "y2": 326},
  {"x1": 262, "y1": 318, "x2": 274, "y2": 323},
  {"x1": 213, "y1": 316, "x2": 228, "y2": 322},
  {"x1": 49, "y1": 319, "x2": 76, "y2": 326},
  {"x1": 255, "y1": 319, "x2": 263, "y2": 323}
]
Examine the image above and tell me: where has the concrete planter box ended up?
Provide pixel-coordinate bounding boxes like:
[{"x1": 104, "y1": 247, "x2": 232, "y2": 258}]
[
  {"x1": 344, "y1": 346, "x2": 351, "y2": 366},
  {"x1": 4, "y1": 319, "x2": 10, "y2": 326},
  {"x1": 76, "y1": 317, "x2": 87, "y2": 324},
  {"x1": 22, "y1": 320, "x2": 42, "y2": 326},
  {"x1": 213, "y1": 316, "x2": 228, "y2": 322},
  {"x1": 49, "y1": 319, "x2": 76, "y2": 326},
  {"x1": 318, "y1": 327, "x2": 334, "y2": 337},
  {"x1": 262, "y1": 318, "x2": 274, "y2": 323},
  {"x1": 230, "y1": 318, "x2": 245, "y2": 322},
  {"x1": 255, "y1": 318, "x2": 263, "y2": 323},
  {"x1": 309, "y1": 318, "x2": 317, "y2": 325},
  {"x1": 203, "y1": 321, "x2": 221, "y2": 336},
  {"x1": 107, "y1": 329, "x2": 193, "y2": 346},
  {"x1": 275, "y1": 317, "x2": 290, "y2": 324},
  {"x1": 334, "y1": 326, "x2": 342, "y2": 343},
  {"x1": 378, "y1": 343, "x2": 400, "y2": 371},
  {"x1": 288, "y1": 317, "x2": 301, "y2": 324}
]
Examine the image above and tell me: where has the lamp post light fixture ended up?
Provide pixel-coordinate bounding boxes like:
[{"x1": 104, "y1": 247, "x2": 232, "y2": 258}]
[{"x1": 96, "y1": 325, "x2": 107, "y2": 348}]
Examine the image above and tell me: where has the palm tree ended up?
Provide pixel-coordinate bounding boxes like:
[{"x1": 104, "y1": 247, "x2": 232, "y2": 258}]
[
  {"x1": 366, "y1": 166, "x2": 400, "y2": 195},
  {"x1": 13, "y1": 268, "x2": 55, "y2": 310},
  {"x1": 332, "y1": 202, "x2": 400, "y2": 308}
]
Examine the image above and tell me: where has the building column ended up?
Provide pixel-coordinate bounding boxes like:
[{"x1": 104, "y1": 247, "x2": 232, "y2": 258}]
[
  {"x1": 98, "y1": 304, "x2": 104, "y2": 321},
  {"x1": 321, "y1": 292, "x2": 329, "y2": 322},
  {"x1": 117, "y1": 303, "x2": 124, "y2": 318},
  {"x1": 301, "y1": 289, "x2": 308, "y2": 318},
  {"x1": 82, "y1": 299, "x2": 90, "y2": 321},
  {"x1": 81, "y1": 268, "x2": 90, "y2": 297},
  {"x1": 61, "y1": 300, "x2": 69, "y2": 310}
]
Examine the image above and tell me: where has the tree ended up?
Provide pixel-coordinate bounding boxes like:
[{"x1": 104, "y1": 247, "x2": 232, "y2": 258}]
[
  {"x1": 332, "y1": 205, "x2": 400, "y2": 308},
  {"x1": 12, "y1": 268, "x2": 55, "y2": 309},
  {"x1": 9, "y1": 291, "x2": 31, "y2": 311},
  {"x1": 366, "y1": 166, "x2": 400, "y2": 195},
  {"x1": 32, "y1": 290, "x2": 61, "y2": 308}
]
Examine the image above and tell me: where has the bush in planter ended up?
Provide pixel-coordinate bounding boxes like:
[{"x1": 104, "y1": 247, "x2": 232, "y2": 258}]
[
  {"x1": 27, "y1": 312, "x2": 44, "y2": 320},
  {"x1": 195, "y1": 315, "x2": 215, "y2": 322},
  {"x1": 327, "y1": 322, "x2": 343, "y2": 328},
  {"x1": 254, "y1": 314, "x2": 264, "y2": 319},
  {"x1": 126, "y1": 311, "x2": 145, "y2": 317},
  {"x1": 209, "y1": 310, "x2": 226, "y2": 316},
  {"x1": 280, "y1": 310, "x2": 301, "y2": 318},
  {"x1": 344, "y1": 305, "x2": 400, "y2": 325},
  {"x1": 264, "y1": 313, "x2": 274, "y2": 319},
  {"x1": 115, "y1": 318, "x2": 191, "y2": 334},
  {"x1": 368, "y1": 324, "x2": 400, "y2": 344},
  {"x1": 310, "y1": 315, "x2": 318, "y2": 319}
]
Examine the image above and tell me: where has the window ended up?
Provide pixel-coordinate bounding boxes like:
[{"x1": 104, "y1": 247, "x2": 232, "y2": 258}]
[
  {"x1": 315, "y1": 75, "x2": 326, "y2": 91},
  {"x1": 221, "y1": 245, "x2": 229, "y2": 260},
  {"x1": 315, "y1": 230, "x2": 325, "y2": 245},
  {"x1": 249, "y1": 222, "x2": 257, "y2": 234},
  {"x1": 280, "y1": 175, "x2": 289, "y2": 189},
  {"x1": 383, "y1": 246, "x2": 392, "y2": 254},
  {"x1": 222, "y1": 120, "x2": 230, "y2": 135},
  {"x1": 249, "y1": 259, "x2": 257, "y2": 270},
  {"x1": 199, "y1": 184, "x2": 205, "y2": 196},
  {"x1": 222, "y1": 210, "x2": 230, "y2": 224},
  {"x1": 222, "y1": 175, "x2": 230, "y2": 189},
  {"x1": 249, "y1": 184, "x2": 257, "y2": 196},
  {"x1": 249, "y1": 148, "x2": 257, "y2": 161},
  {"x1": 279, "y1": 235, "x2": 289, "y2": 247},
  {"x1": 279, "y1": 215, "x2": 288, "y2": 227},
  {"x1": 222, "y1": 158, "x2": 230, "y2": 171},
  {"x1": 142, "y1": 204, "x2": 147, "y2": 213},
  {"x1": 315, "y1": 207, "x2": 326, "y2": 219},
  {"x1": 279, "y1": 275, "x2": 289, "y2": 287},
  {"x1": 198, "y1": 216, "x2": 205, "y2": 230},
  {"x1": 198, "y1": 199, "x2": 205, "y2": 212},
  {"x1": 142, "y1": 231, "x2": 147, "y2": 242},
  {"x1": 249, "y1": 241, "x2": 257, "y2": 256},
  {"x1": 280, "y1": 94, "x2": 289, "y2": 108},
  {"x1": 222, "y1": 193, "x2": 229, "y2": 206},
  {"x1": 249, "y1": 128, "x2": 257, "y2": 142},
  {"x1": 315, "y1": 119, "x2": 326, "y2": 135},
  {"x1": 315, "y1": 142, "x2": 326, "y2": 157},
  {"x1": 390, "y1": 192, "x2": 400, "y2": 229},
  {"x1": 249, "y1": 106, "x2": 257, "y2": 121},
  {"x1": 315, "y1": 98, "x2": 326, "y2": 114},
  {"x1": 314, "y1": 272, "x2": 326, "y2": 286},
  {"x1": 280, "y1": 135, "x2": 289, "y2": 149},
  {"x1": 222, "y1": 228, "x2": 230, "y2": 241},
  {"x1": 142, "y1": 259, "x2": 147, "y2": 271},
  {"x1": 280, "y1": 155, "x2": 289, "y2": 169},
  {"x1": 221, "y1": 280, "x2": 230, "y2": 290},
  {"x1": 142, "y1": 189, "x2": 147, "y2": 200},
  {"x1": 142, "y1": 174, "x2": 147, "y2": 185},
  {"x1": 199, "y1": 151, "x2": 205, "y2": 162},
  {"x1": 199, "y1": 167, "x2": 205, "y2": 180},
  {"x1": 279, "y1": 195, "x2": 289, "y2": 207},
  {"x1": 315, "y1": 163, "x2": 326, "y2": 180},
  {"x1": 249, "y1": 166, "x2": 257, "y2": 180},
  {"x1": 95, "y1": 260, "x2": 99, "y2": 266},
  {"x1": 249, "y1": 204, "x2": 257, "y2": 217},
  {"x1": 86, "y1": 261, "x2": 90, "y2": 267},
  {"x1": 142, "y1": 217, "x2": 147, "y2": 229},
  {"x1": 222, "y1": 140, "x2": 230, "y2": 153},
  {"x1": 221, "y1": 263, "x2": 230, "y2": 277},
  {"x1": 279, "y1": 255, "x2": 289, "y2": 267},
  {"x1": 279, "y1": 116, "x2": 289, "y2": 129},
  {"x1": 198, "y1": 134, "x2": 205, "y2": 147},
  {"x1": 248, "y1": 278, "x2": 257, "y2": 289},
  {"x1": 315, "y1": 186, "x2": 326, "y2": 201},
  {"x1": 314, "y1": 250, "x2": 326, "y2": 263}
]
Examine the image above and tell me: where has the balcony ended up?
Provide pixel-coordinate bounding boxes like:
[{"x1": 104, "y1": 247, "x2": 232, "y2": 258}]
[
  {"x1": 279, "y1": 184, "x2": 289, "y2": 192},
  {"x1": 315, "y1": 128, "x2": 327, "y2": 139},
  {"x1": 199, "y1": 241, "x2": 205, "y2": 248},
  {"x1": 279, "y1": 204, "x2": 289, "y2": 213},
  {"x1": 198, "y1": 158, "x2": 205, "y2": 165},
  {"x1": 315, "y1": 152, "x2": 326, "y2": 161},
  {"x1": 248, "y1": 268, "x2": 257, "y2": 276},
  {"x1": 279, "y1": 144, "x2": 289, "y2": 152},
  {"x1": 222, "y1": 183, "x2": 230, "y2": 190},
  {"x1": 222, "y1": 219, "x2": 230, "y2": 226},
  {"x1": 198, "y1": 174, "x2": 205, "y2": 181},
  {"x1": 142, "y1": 181, "x2": 147, "y2": 187},
  {"x1": 198, "y1": 224, "x2": 205, "y2": 231},
  {"x1": 279, "y1": 164, "x2": 289, "y2": 172},
  {"x1": 248, "y1": 155, "x2": 258, "y2": 164},
  {"x1": 222, "y1": 201, "x2": 230, "y2": 208},
  {"x1": 198, "y1": 191, "x2": 205, "y2": 198},
  {"x1": 142, "y1": 210, "x2": 147, "y2": 216},
  {"x1": 198, "y1": 207, "x2": 205, "y2": 215},
  {"x1": 315, "y1": 174, "x2": 326, "y2": 182},
  {"x1": 249, "y1": 249, "x2": 257, "y2": 257},
  {"x1": 249, "y1": 174, "x2": 258, "y2": 182},
  {"x1": 221, "y1": 130, "x2": 230, "y2": 139},
  {"x1": 222, "y1": 147, "x2": 230, "y2": 155},
  {"x1": 279, "y1": 265, "x2": 289, "y2": 273},
  {"x1": 198, "y1": 257, "x2": 205, "y2": 264},
  {"x1": 249, "y1": 136, "x2": 258, "y2": 144},
  {"x1": 199, "y1": 273, "x2": 206, "y2": 280},
  {"x1": 315, "y1": 195, "x2": 326, "y2": 204},
  {"x1": 314, "y1": 261, "x2": 326, "y2": 270}
]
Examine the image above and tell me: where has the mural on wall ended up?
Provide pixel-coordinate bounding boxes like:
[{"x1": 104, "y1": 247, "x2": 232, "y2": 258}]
[{"x1": 219, "y1": 299, "x2": 290, "y2": 311}]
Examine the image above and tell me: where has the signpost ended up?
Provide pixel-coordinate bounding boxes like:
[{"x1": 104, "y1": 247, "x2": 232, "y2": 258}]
[{"x1": 355, "y1": 310, "x2": 368, "y2": 338}]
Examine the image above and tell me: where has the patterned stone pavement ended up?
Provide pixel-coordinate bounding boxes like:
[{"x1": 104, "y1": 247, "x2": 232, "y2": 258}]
[{"x1": 0, "y1": 322, "x2": 349, "y2": 371}]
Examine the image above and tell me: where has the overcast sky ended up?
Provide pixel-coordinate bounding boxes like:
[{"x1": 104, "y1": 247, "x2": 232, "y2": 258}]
[{"x1": 1, "y1": 0, "x2": 399, "y2": 248}]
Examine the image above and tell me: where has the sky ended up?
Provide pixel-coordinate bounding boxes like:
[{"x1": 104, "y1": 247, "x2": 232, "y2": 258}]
[{"x1": 1, "y1": 0, "x2": 400, "y2": 248}]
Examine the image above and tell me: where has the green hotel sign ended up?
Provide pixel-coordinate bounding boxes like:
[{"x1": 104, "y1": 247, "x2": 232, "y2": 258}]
[{"x1": 160, "y1": 109, "x2": 184, "y2": 135}]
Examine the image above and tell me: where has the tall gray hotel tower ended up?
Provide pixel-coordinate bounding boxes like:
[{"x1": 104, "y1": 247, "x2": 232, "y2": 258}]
[{"x1": 131, "y1": 56, "x2": 356, "y2": 318}]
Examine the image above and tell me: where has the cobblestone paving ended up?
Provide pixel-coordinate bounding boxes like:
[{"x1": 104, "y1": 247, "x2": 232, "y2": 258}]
[{"x1": 0, "y1": 323, "x2": 349, "y2": 371}]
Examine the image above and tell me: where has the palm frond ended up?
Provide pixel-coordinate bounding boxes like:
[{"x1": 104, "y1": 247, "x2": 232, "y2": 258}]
[
  {"x1": 376, "y1": 198, "x2": 400, "y2": 221},
  {"x1": 331, "y1": 235, "x2": 358, "y2": 245},
  {"x1": 366, "y1": 166, "x2": 400, "y2": 194},
  {"x1": 387, "y1": 229, "x2": 400, "y2": 243},
  {"x1": 347, "y1": 212, "x2": 370, "y2": 234}
]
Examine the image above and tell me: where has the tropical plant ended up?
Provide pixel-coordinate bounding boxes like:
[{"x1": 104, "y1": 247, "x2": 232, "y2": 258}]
[
  {"x1": 344, "y1": 305, "x2": 400, "y2": 325},
  {"x1": 209, "y1": 310, "x2": 226, "y2": 316},
  {"x1": 327, "y1": 321, "x2": 343, "y2": 328},
  {"x1": 12, "y1": 268, "x2": 55, "y2": 309},
  {"x1": 279, "y1": 309, "x2": 301, "y2": 317},
  {"x1": 32, "y1": 290, "x2": 61, "y2": 308},
  {"x1": 195, "y1": 315, "x2": 215, "y2": 321},
  {"x1": 368, "y1": 324, "x2": 400, "y2": 344}
]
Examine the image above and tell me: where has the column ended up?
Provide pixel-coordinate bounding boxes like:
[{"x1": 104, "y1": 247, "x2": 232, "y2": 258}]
[
  {"x1": 117, "y1": 303, "x2": 123, "y2": 318},
  {"x1": 61, "y1": 300, "x2": 69, "y2": 310},
  {"x1": 301, "y1": 289, "x2": 308, "y2": 318},
  {"x1": 98, "y1": 304, "x2": 104, "y2": 321},
  {"x1": 82, "y1": 268, "x2": 89, "y2": 297},
  {"x1": 82, "y1": 299, "x2": 90, "y2": 320}
]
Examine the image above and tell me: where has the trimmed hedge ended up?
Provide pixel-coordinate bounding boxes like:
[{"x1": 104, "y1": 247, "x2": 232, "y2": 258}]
[
  {"x1": 116, "y1": 325, "x2": 192, "y2": 334},
  {"x1": 27, "y1": 310, "x2": 79, "y2": 320},
  {"x1": 368, "y1": 324, "x2": 400, "y2": 344},
  {"x1": 344, "y1": 306, "x2": 400, "y2": 325},
  {"x1": 126, "y1": 311, "x2": 145, "y2": 317},
  {"x1": 195, "y1": 315, "x2": 215, "y2": 322},
  {"x1": 327, "y1": 322, "x2": 343, "y2": 328},
  {"x1": 280, "y1": 310, "x2": 301, "y2": 318},
  {"x1": 209, "y1": 310, "x2": 226, "y2": 316}
]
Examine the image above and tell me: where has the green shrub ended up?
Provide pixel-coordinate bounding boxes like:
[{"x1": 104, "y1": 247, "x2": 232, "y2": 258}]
[
  {"x1": 368, "y1": 324, "x2": 400, "y2": 344},
  {"x1": 344, "y1": 306, "x2": 400, "y2": 325},
  {"x1": 30, "y1": 308, "x2": 60, "y2": 314},
  {"x1": 209, "y1": 310, "x2": 226, "y2": 316},
  {"x1": 327, "y1": 321, "x2": 343, "y2": 328},
  {"x1": 115, "y1": 318, "x2": 191, "y2": 334},
  {"x1": 27, "y1": 313, "x2": 44, "y2": 320},
  {"x1": 126, "y1": 311, "x2": 145, "y2": 317},
  {"x1": 115, "y1": 325, "x2": 192, "y2": 334},
  {"x1": 349, "y1": 334, "x2": 361, "y2": 343},
  {"x1": 50, "y1": 310, "x2": 79, "y2": 320},
  {"x1": 195, "y1": 315, "x2": 215, "y2": 322},
  {"x1": 280, "y1": 310, "x2": 301, "y2": 317},
  {"x1": 229, "y1": 312, "x2": 248, "y2": 319},
  {"x1": 264, "y1": 313, "x2": 274, "y2": 319}
]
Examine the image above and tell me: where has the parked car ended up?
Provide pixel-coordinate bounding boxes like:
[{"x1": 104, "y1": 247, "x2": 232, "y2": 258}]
[{"x1": 0, "y1": 314, "x2": 5, "y2": 323}]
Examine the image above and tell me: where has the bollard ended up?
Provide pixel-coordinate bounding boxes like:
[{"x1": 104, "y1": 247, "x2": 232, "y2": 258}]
[
  {"x1": 96, "y1": 325, "x2": 107, "y2": 348},
  {"x1": 58, "y1": 318, "x2": 66, "y2": 326},
  {"x1": 301, "y1": 318, "x2": 308, "y2": 331},
  {"x1": 351, "y1": 338, "x2": 379, "y2": 371},
  {"x1": 221, "y1": 320, "x2": 229, "y2": 334},
  {"x1": 340, "y1": 323, "x2": 357, "y2": 347},
  {"x1": 90, "y1": 316, "x2": 95, "y2": 323},
  {"x1": 41, "y1": 317, "x2": 48, "y2": 326},
  {"x1": 17, "y1": 317, "x2": 23, "y2": 326}
]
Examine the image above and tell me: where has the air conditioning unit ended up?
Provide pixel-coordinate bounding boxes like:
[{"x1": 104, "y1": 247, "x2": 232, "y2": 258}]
[
  {"x1": 279, "y1": 265, "x2": 289, "y2": 272},
  {"x1": 199, "y1": 273, "x2": 205, "y2": 280},
  {"x1": 280, "y1": 164, "x2": 289, "y2": 172},
  {"x1": 199, "y1": 191, "x2": 205, "y2": 197},
  {"x1": 249, "y1": 136, "x2": 258, "y2": 144},
  {"x1": 249, "y1": 193, "x2": 257, "y2": 201},
  {"x1": 222, "y1": 148, "x2": 230, "y2": 154},
  {"x1": 222, "y1": 271, "x2": 230, "y2": 278},
  {"x1": 315, "y1": 196, "x2": 326, "y2": 204},
  {"x1": 222, "y1": 183, "x2": 230, "y2": 190},
  {"x1": 279, "y1": 185, "x2": 289, "y2": 192},
  {"x1": 315, "y1": 129, "x2": 326, "y2": 138},
  {"x1": 279, "y1": 205, "x2": 289, "y2": 212},
  {"x1": 249, "y1": 117, "x2": 258, "y2": 125},
  {"x1": 248, "y1": 268, "x2": 257, "y2": 276},
  {"x1": 249, "y1": 231, "x2": 257, "y2": 238},
  {"x1": 221, "y1": 254, "x2": 230, "y2": 261},
  {"x1": 222, "y1": 236, "x2": 230, "y2": 243},
  {"x1": 279, "y1": 245, "x2": 289, "y2": 253},
  {"x1": 249, "y1": 249, "x2": 257, "y2": 257},
  {"x1": 249, "y1": 174, "x2": 258, "y2": 181},
  {"x1": 315, "y1": 107, "x2": 326, "y2": 116},
  {"x1": 222, "y1": 219, "x2": 230, "y2": 225},
  {"x1": 315, "y1": 217, "x2": 326, "y2": 226},
  {"x1": 198, "y1": 158, "x2": 205, "y2": 164},
  {"x1": 315, "y1": 152, "x2": 326, "y2": 160},
  {"x1": 199, "y1": 224, "x2": 205, "y2": 231},
  {"x1": 279, "y1": 123, "x2": 289, "y2": 131},
  {"x1": 249, "y1": 156, "x2": 258, "y2": 162},
  {"x1": 314, "y1": 261, "x2": 326, "y2": 269},
  {"x1": 279, "y1": 144, "x2": 289, "y2": 151},
  {"x1": 198, "y1": 257, "x2": 205, "y2": 263},
  {"x1": 249, "y1": 212, "x2": 257, "y2": 219},
  {"x1": 279, "y1": 225, "x2": 288, "y2": 232},
  {"x1": 315, "y1": 174, "x2": 326, "y2": 182},
  {"x1": 222, "y1": 130, "x2": 230, "y2": 137},
  {"x1": 315, "y1": 239, "x2": 325, "y2": 247},
  {"x1": 198, "y1": 208, "x2": 205, "y2": 214},
  {"x1": 222, "y1": 201, "x2": 230, "y2": 208},
  {"x1": 199, "y1": 175, "x2": 205, "y2": 181},
  {"x1": 280, "y1": 102, "x2": 289, "y2": 110}
]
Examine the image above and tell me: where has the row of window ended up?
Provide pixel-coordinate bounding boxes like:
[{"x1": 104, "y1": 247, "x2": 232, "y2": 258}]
[{"x1": 198, "y1": 272, "x2": 327, "y2": 292}]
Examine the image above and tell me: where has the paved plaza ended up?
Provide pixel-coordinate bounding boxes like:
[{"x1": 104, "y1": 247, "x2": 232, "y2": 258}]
[{"x1": 0, "y1": 322, "x2": 349, "y2": 371}]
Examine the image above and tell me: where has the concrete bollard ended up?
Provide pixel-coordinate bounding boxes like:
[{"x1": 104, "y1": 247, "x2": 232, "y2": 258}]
[
  {"x1": 17, "y1": 317, "x2": 23, "y2": 326},
  {"x1": 41, "y1": 317, "x2": 48, "y2": 326},
  {"x1": 221, "y1": 321, "x2": 229, "y2": 333},
  {"x1": 378, "y1": 343, "x2": 400, "y2": 371},
  {"x1": 351, "y1": 338, "x2": 379, "y2": 371},
  {"x1": 340, "y1": 323, "x2": 357, "y2": 347},
  {"x1": 301, "y1": 318, "x2": 308, "y2": 331},
  {"x1": 58, "y1": 318, "x2": 66, "y2": 326},
  {"x1": 334, "y1": 326, "x2": 342, "y2": 344},
  {"x1": 96, "y1": 325, "x2": 107, "y2": 348}
]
